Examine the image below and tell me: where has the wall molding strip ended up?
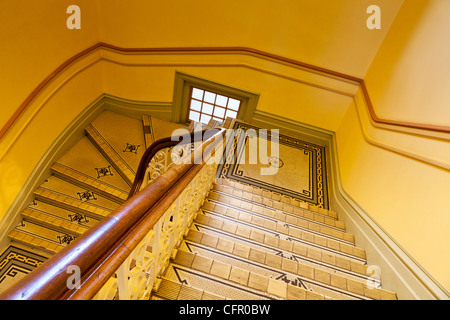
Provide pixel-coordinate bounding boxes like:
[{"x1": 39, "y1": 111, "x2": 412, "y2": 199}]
[{"x1": 2, "y1": 43, "x2": 449, "y2": 142}]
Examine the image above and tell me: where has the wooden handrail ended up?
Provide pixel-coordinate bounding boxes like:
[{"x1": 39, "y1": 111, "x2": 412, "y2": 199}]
[
  {"x1": 0, "y1": 127, "x2": 226, "y2": 300},
  {"x1": 0, "y1": 43, "x2": 448, "y2": 140},
  {"x1": 128, "y1": 128, "x2": 220, "y2": 197}
]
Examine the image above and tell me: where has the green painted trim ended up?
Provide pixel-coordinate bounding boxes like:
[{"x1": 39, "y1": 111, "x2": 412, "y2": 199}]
[
  {"x1": 101, "y1": 94, "x2": 173, "y2": 122},
  {"x1": 250, "y1": 110, "x2": 334, "y2": 146}
]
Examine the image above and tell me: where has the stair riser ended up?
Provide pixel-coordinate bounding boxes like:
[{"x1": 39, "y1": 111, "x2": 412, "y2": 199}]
[
  {"x1": 178, "y1": 243, "x2": 368, "y2": 300},
  {"x1": 205, "y1": 198, "x2": 353, "y2": 245},
  {"x1": 198, "y1": 210, "x2": 366, "y2": 263},
  {"x1": 189, "y1": 224, "x2": 378, "y2": 283},
  {"x1": 21, "y1": 209, "x2": 91, "y2": 237},
  {"x1": 51, "y1": 170, "x2": 126, "y2": 205},
  {"x1": 85, "y1": 126, "x2": 135, "y2": 187},
  {"x1": 214, "y1": 180, "x2": 338, "y2": 219}
]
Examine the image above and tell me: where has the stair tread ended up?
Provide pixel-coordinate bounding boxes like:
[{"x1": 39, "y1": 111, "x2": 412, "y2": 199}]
[
  {"x1": 185, "y1": 227, "x2": 375, "y2": 282},
  {"x1": 215, "y1": 178, "x2": 338, "y2": 219},
  {"x1": 54, "y1": 136, "x2": 131, "y2": 193},
  {"x1": 33, "y1": 186, "x2": 113, "y2": 220},
  {"x1": 211, "y1": 185, "x2": 344, "y2": 228},
  {"x1": 170, "y1": 246, "x2": 395, "y2": 300},
  {"x1": 38, "y1": 176, "x2": 119, "y2": 211},
  {"x1": 21, "y1": 207, "x2": 92, "y2": 236},
  {"x1": 196, "y1": 209, "x2": 366, "y2": 262},
  {"x1": 85, "y1": 124, "x2": 136, "y2": 186},
  {"x1": 181, "y1": 231, "x2": 378, "y2": 300},
  {"x1": 89, "y1": 111, "x2": 145, "y2": 177},
  {"x1": 51, "y1": 162, "x2": 128, "y2": 204},
  {"x1": 204, "y1": 194, "x2": 351, "y2": 243},
  {"x1": 150, "y1": 116, "x2": 188, "y2": 142},
  {"x1": 8, "y1": 229, "x2": 66, "y2": 255},
  {"x1": 168, "y1": 249, "x2": 333, "y2": 300},
  {"x1": 177, "y1": 243, "x2": 363, "y2": 300},
  {"x1": 27, "y1": 200, "x2": 101, "y2": 228},
  {"x1": 152, "y1": 278, "x2": 226, "y2": 301}
]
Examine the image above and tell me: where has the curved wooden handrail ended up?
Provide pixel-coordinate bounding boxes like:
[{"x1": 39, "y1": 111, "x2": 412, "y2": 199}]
[
  {"x1": 0, "y1": 127, "x2": 226, "y2": 300},
  {"x1": 128, "y1": 128, "x2": 220, "y2": 197},
  {"x1": 1, "y1": 43, "x2": 448, "y2": 141}
]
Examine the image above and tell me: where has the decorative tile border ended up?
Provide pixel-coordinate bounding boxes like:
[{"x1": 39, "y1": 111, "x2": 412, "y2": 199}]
[
  {"x1": 217, "y1": 121, "x2": 329, "y2": 209},
  {"x1": 0, "y1": 245, "x2": 47, "y2": 293}
]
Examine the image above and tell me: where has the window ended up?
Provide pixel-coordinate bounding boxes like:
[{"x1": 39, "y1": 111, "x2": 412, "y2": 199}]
[
  {"x1": 172, "y1": 71, "x2": 260, "y2": 125},
  {"x1": 187, "y1": 87, "x2": 241, "y2": 124}
]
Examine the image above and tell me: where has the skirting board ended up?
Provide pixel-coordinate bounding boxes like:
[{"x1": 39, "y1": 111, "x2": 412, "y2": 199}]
[{"x1": 251, "y1": 110, "x2": 450, "y2": 300}]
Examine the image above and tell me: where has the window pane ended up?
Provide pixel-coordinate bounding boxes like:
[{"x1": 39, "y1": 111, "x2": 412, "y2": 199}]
[
  {"x1": 202, "y1": 103, "x2": 214, "y2": 115},
  {"x1": 200, "y1": 114, "x2": 211, "y2": 124},
  {"x1": 204, "y1": 91, "x2": 216, "y2": 104},
  {"x1": 190, "y1": 99, "x2": 202, "y2": 111},
  {"x1": 192, "y1": 88, "x2": 204, "y2": 100},
  {"x1": 216, "y1": 95, "x2": 228, "y2": 107},
  {"x1": 213, "y1": 117, "x2": 223, "y2": 122},
  {"x1": 225, "y1": 110, "x2": 237, "y2": 119},
  {"x1": 213, "y1": 106, "x2": 225, "y2": 118},
  {"x1": 228, "y1": 98, "x2": 240, "y2": 111},
  {"x1": 189, "y1": 110, "x2": 200, "y2": 122}
]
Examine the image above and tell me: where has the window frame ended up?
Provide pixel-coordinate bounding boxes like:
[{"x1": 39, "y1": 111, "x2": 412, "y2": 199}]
[
  {"x1": 172, "y1": 71, "x2": 260, "y2": 125},
  {"x1": 186, "y1": 86, "x2": 242, "y2": 125}
]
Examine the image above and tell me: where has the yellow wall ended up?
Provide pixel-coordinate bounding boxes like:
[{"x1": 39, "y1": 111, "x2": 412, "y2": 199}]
[
  {"x1": 336, "y1": 99, "x2": 450, "y2": 292},
  {"x1": 0, "y1": 0, "x2": 100, "y2": 130},
  {"x1": 97, "y1": 0, "x2": 402, "y2": 78},
  {"x1": 336, "y1": 1, "x2": 450, "y2": 291},
  {"x1": 1, "y1": 0, "x2": 449, "y2": 295},
  {"x1": 364, "y1": 0, "x2": 450, "y2": 126},
  {"x1": 0, "y1": 0, "x2": 103, "y2": 218}
]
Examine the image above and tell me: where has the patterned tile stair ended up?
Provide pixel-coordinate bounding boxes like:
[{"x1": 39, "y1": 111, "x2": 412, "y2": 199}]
[
  {"x1": 155, "y1": 178, "x2": 397, "y2": 300},
  {"x1": 0, "y1": 112, "x2": 186, "y2": 294},
  {"x1": 1, "y1": 111, "x2": 398, "y2": 300}
]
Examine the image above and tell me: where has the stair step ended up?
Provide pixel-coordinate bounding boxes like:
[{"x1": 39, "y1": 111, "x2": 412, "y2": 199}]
[
  {"x1": 204, "y1": 194, "x2": 351, "y2": 244},
  {"x1": 169, "y1": 249, "x2": 332, "y2": 300},
  {"x1": 39, "y1": 176, "x2": 119, "y2": 210},
  {"x1": 178, "y1": 245, "x2": 362, "y2": 300},
  {"x1": 53, "y1": 136, "x2": 131, "y2": 194},
  {"x1": 33, "y1": 186, "x2": 113, "y2": 220},
  {"x1": 152, "y1": 278, "x2": 226, "y2": 300},
  {"x1": 85, "y1": 124, "x2": 136, "y2": 186},
  {"x1": 211, "y1": 185, "x2": 344, "y2": 229},
  {"x1": 27, "y1": 200, "x2": 101, "y2": 229},
  {"x1": 215, "y1": 178, "x2": 338, "y2": 219},
  {"x1": 142, "y1": 114, "x2": 154, "y2": 149},
  {"x1": 178, "y1": 236, "x2": 381, "y2": 300},
  {"x1": 185, "y1": 227, "x2": 376, "y2": 283},
  {"x1": 149, "y1": 116, "x2": 188, "y2": 142},
  {"x1": 8, "y1": 227, "x2": 67, "y2": 255},
  {"x1": 21, "y1": 207, "x2": 91, "y2": 236},
  {"x1": 89, "y1": 111, "x2": 146, "y2": 175},
  {"x1": 196, "y1": 208, "x2": 365, "y2": 262},
  {"x1": 51, "y1": 162, "x2": 128, "y2": 204}
]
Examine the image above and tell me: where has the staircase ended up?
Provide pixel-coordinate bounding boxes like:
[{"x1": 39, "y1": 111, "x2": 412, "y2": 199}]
[
  {"x1": 0, "y1": 110, "x2": 186, "y2": 292},
  {"x1": 0, "y1": 110, "x2": 398, "y2": 300},
  {"x1": 151, "y1": 178, "x2": 397, "y2": 300}
]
